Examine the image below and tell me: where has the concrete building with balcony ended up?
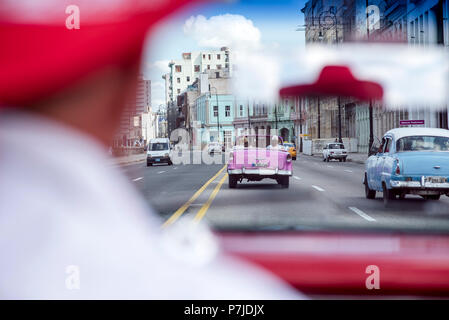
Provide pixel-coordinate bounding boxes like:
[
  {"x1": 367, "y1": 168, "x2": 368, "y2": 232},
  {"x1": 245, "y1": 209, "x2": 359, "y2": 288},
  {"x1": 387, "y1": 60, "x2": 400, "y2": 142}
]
[{"x1": 163, "y1": 48, "x2": 232, "y2": 139}]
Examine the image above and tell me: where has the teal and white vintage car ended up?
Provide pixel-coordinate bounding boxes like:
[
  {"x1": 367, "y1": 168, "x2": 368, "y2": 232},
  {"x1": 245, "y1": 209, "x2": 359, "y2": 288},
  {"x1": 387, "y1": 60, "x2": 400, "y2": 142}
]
[{"x1": 364, "y1": 128, "x2": 449, "y2": 206}]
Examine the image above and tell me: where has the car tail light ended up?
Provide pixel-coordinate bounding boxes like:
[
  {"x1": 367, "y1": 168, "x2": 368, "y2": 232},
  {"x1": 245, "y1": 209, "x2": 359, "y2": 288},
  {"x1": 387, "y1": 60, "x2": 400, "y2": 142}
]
[
  {"x1": 330, "y1": 152, "x2": 334, "y2": 154},
  {"x1": 395, "y1": 162, "x2": 400, "y2": 175}
]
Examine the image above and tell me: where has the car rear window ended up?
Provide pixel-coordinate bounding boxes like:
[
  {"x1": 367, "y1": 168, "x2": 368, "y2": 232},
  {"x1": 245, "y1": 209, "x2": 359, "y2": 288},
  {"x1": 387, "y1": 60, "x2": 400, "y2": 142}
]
[
  {"x1": 149, "y1": 143, "x2": 168, "y2": 151},
  {"x1": 396, "y1": 136, "x2": 449, "y2": 152}
]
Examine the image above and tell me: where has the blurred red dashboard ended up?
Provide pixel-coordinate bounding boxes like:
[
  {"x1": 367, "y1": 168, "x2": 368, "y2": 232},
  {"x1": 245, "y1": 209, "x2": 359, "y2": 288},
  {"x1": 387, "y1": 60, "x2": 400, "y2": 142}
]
[{"x1": 217, "y1": 232, "x2": 449, "y2": 298}]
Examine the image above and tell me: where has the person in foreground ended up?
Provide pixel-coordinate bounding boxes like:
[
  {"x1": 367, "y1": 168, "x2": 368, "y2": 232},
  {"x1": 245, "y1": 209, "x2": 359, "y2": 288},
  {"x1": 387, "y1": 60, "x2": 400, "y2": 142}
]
[{"x1": 0, "y1": 0, "x2": 302, "y2": 299}]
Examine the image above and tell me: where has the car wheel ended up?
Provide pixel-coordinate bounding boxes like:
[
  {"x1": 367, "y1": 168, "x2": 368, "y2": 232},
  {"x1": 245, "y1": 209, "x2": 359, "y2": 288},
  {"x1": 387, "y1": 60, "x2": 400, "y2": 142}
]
[
  {"x1": 229, "y1": 175, "x2": 238, "y2": 189},
  {"x1": 277, "y1": 176, "x2": 289, "y2": 188},
  {"x1": 343, "y1": 158, "x2": 347, "y2": 162},
  {"x1": 364, "y1": 174, "x2": 376, "y2": 199},
  {"x1": 339, "y1": 158, "x2": 343, "y2": 162},
  {"x1": 168, "y1": 161, "x2": 173, "y2": 166},
  {"x1": 147, "y1": 163, "x2": 152, "y2": 167},
  {"x1": 382, "y1": 183, "x2": 395, "y2": 207}
]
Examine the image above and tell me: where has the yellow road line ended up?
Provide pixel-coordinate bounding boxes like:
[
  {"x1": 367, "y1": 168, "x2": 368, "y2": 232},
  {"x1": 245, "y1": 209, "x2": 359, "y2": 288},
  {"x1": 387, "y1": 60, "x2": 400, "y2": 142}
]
[
  {"x1": 194, "y1": 173, "x2": 228, "y2": 223},
  {"x1": 162, "y1": 165, "x2": 226, "y2": 227}
]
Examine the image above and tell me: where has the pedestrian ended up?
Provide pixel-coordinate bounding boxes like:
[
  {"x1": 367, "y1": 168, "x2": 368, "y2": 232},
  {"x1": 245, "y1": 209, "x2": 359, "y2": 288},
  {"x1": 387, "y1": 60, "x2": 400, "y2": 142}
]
[{"x1": 0, "y1": 0, "x2": 301, "y2": 299}]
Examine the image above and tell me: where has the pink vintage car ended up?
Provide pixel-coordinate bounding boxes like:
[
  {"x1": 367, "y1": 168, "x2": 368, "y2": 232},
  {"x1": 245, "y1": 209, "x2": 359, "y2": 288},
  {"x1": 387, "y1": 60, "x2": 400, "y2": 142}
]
[{"x1": 227, "y1": 135, "x2": 293, "y2": 188}]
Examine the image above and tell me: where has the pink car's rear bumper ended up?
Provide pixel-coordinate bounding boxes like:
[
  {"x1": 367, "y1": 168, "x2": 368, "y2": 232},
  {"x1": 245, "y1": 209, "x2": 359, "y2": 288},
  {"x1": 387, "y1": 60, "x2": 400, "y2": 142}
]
[{"x1": 227, "y1": 168, "x2": 292, "y2": 176}]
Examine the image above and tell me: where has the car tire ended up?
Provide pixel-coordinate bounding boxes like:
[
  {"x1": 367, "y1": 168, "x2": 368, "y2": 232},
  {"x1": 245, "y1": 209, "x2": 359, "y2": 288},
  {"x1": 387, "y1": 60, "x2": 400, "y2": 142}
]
[
  {"x1": 382, "y1": 183, "x2": 395, "y2": 207},
  {"x1": 168, "y1": 161, "x2": 173, "y2": 166},
  {"x1": 343, "y1": 158, "x2": 347, "y2": 162},
  {"x1": 229, "y1": 175, "x2": 238, "y2": 189},
  {"x1": 339, "y1": 158, "x2": 343, "y2": 162},
  {"x1": 147, "y1": 163, "x2": 152, "y2": 167},
  {"x1": 364, "y1": 174, "x2": 376, "y2": 199},
  {"x1": 278, "y1": 176, "x2": 289, "y2": 188}
]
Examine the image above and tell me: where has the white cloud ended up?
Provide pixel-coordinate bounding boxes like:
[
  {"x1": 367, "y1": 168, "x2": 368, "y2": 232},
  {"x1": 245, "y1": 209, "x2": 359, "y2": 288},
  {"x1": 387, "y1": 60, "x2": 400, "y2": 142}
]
[
  {"x1": 145, "y1": 59, "x2": 170, "y2": 75},
  {"x1": 183, "y1": 14, "x2": 261, "y2": 51}
]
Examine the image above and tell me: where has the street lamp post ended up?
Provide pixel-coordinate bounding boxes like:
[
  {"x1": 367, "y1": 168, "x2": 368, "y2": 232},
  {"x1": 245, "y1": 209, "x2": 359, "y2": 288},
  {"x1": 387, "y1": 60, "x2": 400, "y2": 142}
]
[
  {"x1": 338, "y1": 97, "x2": 343, "y2": 143},
  {"x1": 366, "y1": 0, "x2": 374, "y2": 154},
  {"x1": 210, "y1": 86, "x2": 220, "y2": 143}
]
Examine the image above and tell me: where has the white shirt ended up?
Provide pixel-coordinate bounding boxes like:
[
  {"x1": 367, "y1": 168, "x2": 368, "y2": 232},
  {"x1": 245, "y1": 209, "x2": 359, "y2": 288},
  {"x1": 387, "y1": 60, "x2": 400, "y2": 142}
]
[{"x1": 0, "y1": 111, "x2": 302, "y2": 299}]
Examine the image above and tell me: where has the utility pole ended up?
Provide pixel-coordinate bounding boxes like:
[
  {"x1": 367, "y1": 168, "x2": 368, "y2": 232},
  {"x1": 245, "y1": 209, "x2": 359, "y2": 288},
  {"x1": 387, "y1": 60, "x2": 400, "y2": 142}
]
[
  {"x1": 338, "y1": 96, "x2": 343, "y2": 143},
  {"x1": 299, "y1": 97, "x2": 303, "y2": 153},
  {"x1": 210, "y1": 86, "x2": 220, "y2": 143},
  {"x1": 317, "y1": 98, "x2": 321, "y2": 139},
  {"x1": 247, "y1": 100, "x2": 251, "y2": 132},
  {"x1": 275, "y1": 104, "x2": 278, "y2": 132},
  {"x1": 366, "y1": 0, "x2": 374, "y2": 154}
]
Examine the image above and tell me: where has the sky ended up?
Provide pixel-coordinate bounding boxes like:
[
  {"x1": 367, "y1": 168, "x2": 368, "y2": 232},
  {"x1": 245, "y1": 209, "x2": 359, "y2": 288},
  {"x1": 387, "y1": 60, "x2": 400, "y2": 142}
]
[{"x1": 142, "y1": 0, "x2": 307, "y2": 110}]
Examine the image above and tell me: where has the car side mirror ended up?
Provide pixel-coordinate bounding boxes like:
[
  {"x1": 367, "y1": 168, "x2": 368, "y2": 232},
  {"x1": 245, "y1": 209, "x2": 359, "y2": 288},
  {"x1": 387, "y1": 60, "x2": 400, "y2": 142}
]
[{"x1": 368, "y1": 145, "x2": 378, "y2": 156}]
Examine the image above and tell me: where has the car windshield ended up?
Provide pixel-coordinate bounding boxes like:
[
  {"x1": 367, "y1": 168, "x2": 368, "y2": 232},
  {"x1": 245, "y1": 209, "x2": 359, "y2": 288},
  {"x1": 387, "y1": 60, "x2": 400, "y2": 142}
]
[
  {"x1": 133, "y1": 0, "x2": 449, "y2": 235},
  {"x1": 149, "y1": 143, "x2": 168, "y2": 151},
  {"x1": 397, "y1": 136, "x2": 449, "y2": 152},
  {"x1": 328, "y1": 144, "x2": 344, "y2": 149}
]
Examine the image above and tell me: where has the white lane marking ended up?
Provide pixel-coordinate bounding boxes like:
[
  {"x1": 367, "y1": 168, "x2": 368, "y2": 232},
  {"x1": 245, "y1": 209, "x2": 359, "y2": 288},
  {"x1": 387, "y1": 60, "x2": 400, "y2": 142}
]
[
  {"x1": 158, "y1": 171, "x2": 166, "y2": 174},
  {"x1": 312, "y1": 185, "x2": 325, "y2": 192},
  {"x1": 327, "y1": 165, "x2": 333, "y2": 168},
  {"x1": 173, "y1": 167, "x2": 178, "y2": 170},
  {"x1": 349, "y1": 207, "x2": 376, "y2": 222},
  {"x1": 293, "y1": 176, "x2": 302, "y2": 180},
  {"x1": 132, "y1": 177, "x2": 143, "y2": 182},
  {"x1": 344, "y1": 169, "x2": 353, "y2": 173}
]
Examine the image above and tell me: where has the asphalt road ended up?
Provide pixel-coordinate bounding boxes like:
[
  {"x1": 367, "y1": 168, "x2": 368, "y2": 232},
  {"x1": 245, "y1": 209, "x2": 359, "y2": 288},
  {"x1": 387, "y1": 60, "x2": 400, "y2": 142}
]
[{"x1": 119, "y1": 153, "x2": 449, "y2": 233}]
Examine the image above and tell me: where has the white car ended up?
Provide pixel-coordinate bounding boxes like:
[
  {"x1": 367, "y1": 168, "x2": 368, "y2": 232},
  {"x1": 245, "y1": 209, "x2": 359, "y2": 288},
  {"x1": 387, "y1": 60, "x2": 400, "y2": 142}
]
[
  {"x1": 323, "y1": 142, "x2": 348, "y2": 162},
  {"x1": 146, "y1": 138, "x2": 172, "y2": 166},
  {"x1": 207, "y1": 142, "x2": 222, "y2": 154}
]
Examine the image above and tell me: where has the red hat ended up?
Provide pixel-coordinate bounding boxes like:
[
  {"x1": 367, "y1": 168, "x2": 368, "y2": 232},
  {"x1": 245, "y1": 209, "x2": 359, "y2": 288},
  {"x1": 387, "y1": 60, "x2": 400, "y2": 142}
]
[
  {"x1": 0, "y1": 0, "x2": 204, "y2": 107},
  {"x1": 279, "y1": 65, "x2": 383, "y2": 102}
]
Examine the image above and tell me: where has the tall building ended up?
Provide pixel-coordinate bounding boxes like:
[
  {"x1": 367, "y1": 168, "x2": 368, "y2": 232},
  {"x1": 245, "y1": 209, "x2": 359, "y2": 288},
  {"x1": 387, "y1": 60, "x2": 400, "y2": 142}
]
[
  {"x1": 115, "y1": 74, "x2": 151, "y2": 147},
  {"x1": 163, "y1": 47, "x2": 232, "y2": 138}
]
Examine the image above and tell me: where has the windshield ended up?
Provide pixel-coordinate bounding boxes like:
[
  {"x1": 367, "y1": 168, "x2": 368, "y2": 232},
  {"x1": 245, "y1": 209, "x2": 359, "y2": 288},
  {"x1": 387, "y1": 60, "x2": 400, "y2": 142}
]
[
  {"x1": 397, "y1": 136, "x2": 449, "y2": 152},
  {"x1": 134, "y1": 0, "x2": 449, "y2": 235},
  {"x1": 149, "y1": 143, "x2": 168, "y2": 151},
  {"x1": 328, "y1": 144, "x2": 344, "y2": 149}
]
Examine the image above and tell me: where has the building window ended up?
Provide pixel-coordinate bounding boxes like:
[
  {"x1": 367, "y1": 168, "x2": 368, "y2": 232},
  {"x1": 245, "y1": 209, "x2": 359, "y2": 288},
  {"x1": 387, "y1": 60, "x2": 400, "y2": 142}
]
[
  {"x1": 194, "y1": 65, "x2": 200, "y2": 72},
  {"x1": 217, "y1": 64, "x2": 222, "y2": 70},
  {"x1": 186, "y1": 76, "x2": 190, "y2": 82},
  {"x1": 213, "y1": 106, "x2": 218, "y2": 117},
  {"x1": 175, "y1": 65, "x2": 181, "y2": 72},
  {"x1": 217, "y1": 54, "x2": 221, "y2": 60},
  {"x1": 177, "y1": 77, "x2": 180, "y2": 83},
  {"x1": 239, "y1": 105, "x2": 243, "y2": 117},
  {"x1": 203, "y1": 54, "x2": 206, "y2": 58},
  {"x1": 208, "y1": 54, "x2": 211, "y2": 60},
  {"x1": 225, "y1": 106, "x2": 231, "y2": 117},
  {"x1": 207, "y1": 65, "x2": 210, "y2": 70},
  {"x1": 177, "y1": 89, "x2": 180, "y2": 94}
]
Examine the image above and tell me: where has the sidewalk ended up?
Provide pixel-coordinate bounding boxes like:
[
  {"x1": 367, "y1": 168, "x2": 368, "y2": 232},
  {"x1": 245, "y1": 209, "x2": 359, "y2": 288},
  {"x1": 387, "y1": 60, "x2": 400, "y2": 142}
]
[
  {"x1": 109, "y1": 153, "x2": 146, "y2": 166},
  {"x1": 306, "y1": 152, "x2": 368, "y2": 164}
]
